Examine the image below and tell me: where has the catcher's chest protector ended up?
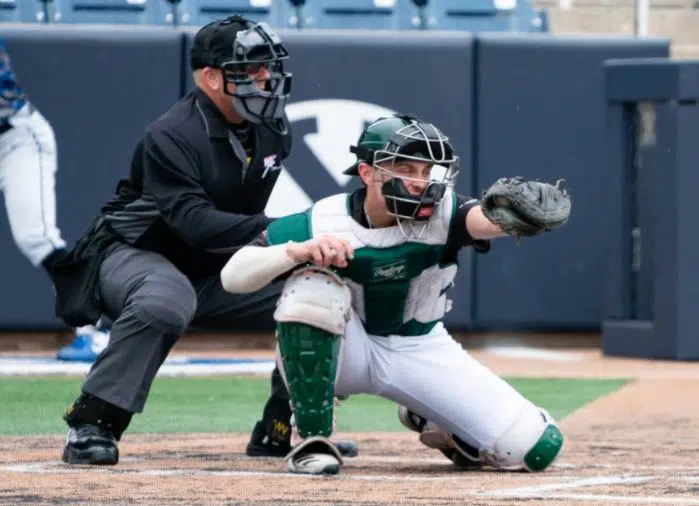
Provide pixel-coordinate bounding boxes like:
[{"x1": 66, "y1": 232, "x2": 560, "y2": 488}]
[{"x1": 267, "y1": 192, "x2": 460, "y2": 337}]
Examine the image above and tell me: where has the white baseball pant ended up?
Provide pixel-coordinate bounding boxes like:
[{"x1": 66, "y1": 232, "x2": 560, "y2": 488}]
[
  {"x1": 0, "y1": 103, "x2": 66, "y2": 267},
  {"x1": 332, "y1": 311, "x2": 530, "y2": 452}
]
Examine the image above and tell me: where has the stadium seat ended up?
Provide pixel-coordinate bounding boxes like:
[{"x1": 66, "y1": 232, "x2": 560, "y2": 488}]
[
  {"x1": 276, "y1": 0, "x2": 312, "y2": 29},
  {"x1": 0, "y1": 0, "x2": 45, "y2": 22},
  {"x1": 46, "y1": 0, "x2": 172, "y2": 24},
  {"x1": 309, "y1": 0, "x2": 399, "y2": 30},
  {"x1": 400, "y1": 0, "x2": 520, "y2": 32},
  {"x1": 176, "y1": 0, "x2": 278, "y2": 27},
  {"x1": 513, "y1": 2, "x2": 549, "y2": 32},
  {"x1": 536, "y1": 8, "x2": 549, "y2": 32}
]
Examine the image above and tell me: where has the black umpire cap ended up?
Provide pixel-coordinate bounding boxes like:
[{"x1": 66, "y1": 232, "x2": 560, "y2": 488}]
[
  {"x1": 190, "y1": 15, "x2": 255, "y2": 70},
  {"x1": 188, "y1": 15, "x2": 292, "y2": 130}
]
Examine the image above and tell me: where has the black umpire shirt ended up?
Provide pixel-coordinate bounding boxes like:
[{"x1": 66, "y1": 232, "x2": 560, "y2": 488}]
[{"x1": 101, "y1": 87, "x2": 292, "y2": 278}]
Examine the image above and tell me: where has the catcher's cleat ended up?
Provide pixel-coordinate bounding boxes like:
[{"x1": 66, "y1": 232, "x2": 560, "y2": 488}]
[
  {"x1": 398, "y1": 404, "x2": 428, "y2": 433},
  {"x1": 62, "y1": 424, "x2": 118, "y2": 465},
  {"x1": 399, "y1": 405, "x2": 451, "y2": 447},
  {"x1": 336, "y1": 439, "x2": 359, "y2": 458},
  {"x1": 398, "y1": 405, "x2": 482, "y2": 469},
  {"x1": 246, "y1": 420, "x2": 359, "y2": 458},
  {"x1": 246, "y1": 420, "x2": 291, "y2": 457},
  {"x1": 285, "y1": 436, "x2": 343, "y2": 475}
]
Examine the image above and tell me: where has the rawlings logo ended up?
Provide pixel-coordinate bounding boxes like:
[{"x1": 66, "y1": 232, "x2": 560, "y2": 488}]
[{"x1": 373, "y1": 260, "x2": 407, "y2": 281}]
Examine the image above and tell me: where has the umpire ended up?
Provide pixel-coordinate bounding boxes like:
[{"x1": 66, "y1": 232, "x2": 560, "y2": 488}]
[{"x1": 53, "y1": 15, "x2": 357, "y2": 465}]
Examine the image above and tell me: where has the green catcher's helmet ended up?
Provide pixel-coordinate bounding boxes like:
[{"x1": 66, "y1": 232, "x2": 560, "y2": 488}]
[{"x1": 344, "y1": 114, "x2": 459, "y2": 226}]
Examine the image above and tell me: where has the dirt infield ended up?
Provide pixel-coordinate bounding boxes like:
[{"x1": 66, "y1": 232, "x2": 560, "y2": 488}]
[{"x1": 2, "y1": 348, "x2": 699, "y2": 505}]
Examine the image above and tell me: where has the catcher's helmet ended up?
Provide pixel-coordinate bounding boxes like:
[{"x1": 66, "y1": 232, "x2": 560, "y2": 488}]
[
  {"x1": 345, "y1": 114, "x2": 459, "y2": 229},
  {"x1": 190, "y1": 15, "x2": 291, "y2": 133}
]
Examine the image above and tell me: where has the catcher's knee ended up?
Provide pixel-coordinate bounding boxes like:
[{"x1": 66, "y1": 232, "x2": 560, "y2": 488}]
[
  {"x1": 274, "y1": 265, "x2": 352, "y2": 335},
  {"x1": 484, "y1": 403, "x2": 564, "y2": 472},
  {"x1": 274, "y1": 266, "x2": 352, "y2": 439}
]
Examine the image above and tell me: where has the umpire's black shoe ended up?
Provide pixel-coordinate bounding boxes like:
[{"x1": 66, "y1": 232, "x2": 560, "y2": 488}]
[
  {"x1": 246, "y1": 421, "x2": 359, "y2": 458},
  {"x1": 62, "y1": 423, "x2": 119, "y2": 465}
]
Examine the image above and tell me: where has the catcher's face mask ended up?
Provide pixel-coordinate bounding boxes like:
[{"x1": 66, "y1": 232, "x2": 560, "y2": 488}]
[
  {"x1": 219, "y1": 22, "x2": 291, "y2": 134},
  {"x1": 364, "y1": 120, "x2": 459, "y2": 237}
]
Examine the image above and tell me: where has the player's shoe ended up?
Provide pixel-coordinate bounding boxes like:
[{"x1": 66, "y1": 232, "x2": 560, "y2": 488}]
[
  {"x1": 62, "y1": 423, "x2": 119, "y2": 465},
  {"x1": 246, "y1": 420, "x2": 359, "y2": 458},
  {"x1": 56, "y1": 324, "x2": 110, "y2": 362},
  {"x1": 246, "y1": 420, "x2": 292, "y2": 457},
  {"x1": 398, "y1": 405, "x2": 428, "y2": 433},
  {"x1": 334, "y1": 440, "x2": 358, "y2": 458},
  {"x1": 246, "y1": 396, "x2": 359, "y2": 458},
  {"x1": 285, "y1": 436, "x2": 342, "y2": 475},
  {"x1": 398, "y1": 405, "x2": 452, "y2": 448},
  {"x1": 398, "y1": 405, "x2": 482, "y2": 469}
]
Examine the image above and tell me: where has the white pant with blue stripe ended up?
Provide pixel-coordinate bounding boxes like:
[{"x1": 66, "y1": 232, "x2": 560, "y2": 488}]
[{"x1": 0, "y1": 103, "x2": 65, "y2": 266}]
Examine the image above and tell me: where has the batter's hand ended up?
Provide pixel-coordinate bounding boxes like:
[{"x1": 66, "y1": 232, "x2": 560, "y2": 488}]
[{"x1": 286, "y1": 235, "x2": 354, "y2": 268}]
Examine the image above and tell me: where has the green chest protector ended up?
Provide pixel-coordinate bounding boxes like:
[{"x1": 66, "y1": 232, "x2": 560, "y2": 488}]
[
  {"x1": 339, "y1": 242, "x2": 452, "y2": 336},
  {"x1": 268, "y1": 192, "x2": 459, "y2": 336}
]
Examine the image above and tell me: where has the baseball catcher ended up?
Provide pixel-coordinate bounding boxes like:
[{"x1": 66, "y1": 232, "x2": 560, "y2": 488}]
[{"x1": 220, "y1": 114, "x2": 570, "y2": 475}]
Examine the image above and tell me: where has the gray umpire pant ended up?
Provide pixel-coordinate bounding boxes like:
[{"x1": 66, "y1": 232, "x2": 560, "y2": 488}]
[{"x1": 82, "y1": 243, "x2": 285, "y2": 413}]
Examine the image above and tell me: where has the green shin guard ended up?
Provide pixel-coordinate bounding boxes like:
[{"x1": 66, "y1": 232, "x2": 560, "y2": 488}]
[{"x1": 277, "y1": 322, "x2": 341, "y2": 439}]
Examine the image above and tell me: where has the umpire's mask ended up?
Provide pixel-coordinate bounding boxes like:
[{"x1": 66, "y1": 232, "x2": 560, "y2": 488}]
[
  {"x1": 220, "y1": 22, "x2": 292, "y2": 133},
  {"x1": 190, "y1": 15, "x2": 292, "y2": 134}
]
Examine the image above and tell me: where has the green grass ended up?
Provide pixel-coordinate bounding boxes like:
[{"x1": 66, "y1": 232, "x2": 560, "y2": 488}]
[{"x1": 0, "y1": 376, "x2": 630, "y2": 436}]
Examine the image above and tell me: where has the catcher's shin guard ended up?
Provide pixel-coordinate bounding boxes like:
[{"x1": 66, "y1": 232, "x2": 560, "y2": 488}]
[
  {"x1": 274, "y1": 266, "x2": 352, "y2": 438},
  {"x1": 277, "y1": 322, "x2": 341, "y2": 437}
]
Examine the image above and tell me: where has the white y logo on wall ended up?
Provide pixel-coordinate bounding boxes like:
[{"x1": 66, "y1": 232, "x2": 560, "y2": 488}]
[{"x1": 264, "y1": 99, "x2": 396, "y2": 218}]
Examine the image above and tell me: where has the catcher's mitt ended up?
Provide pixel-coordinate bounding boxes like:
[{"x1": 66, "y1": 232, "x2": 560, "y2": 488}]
[{"x1": 480, "y1": 177, "x2": 571, "y2": 239}]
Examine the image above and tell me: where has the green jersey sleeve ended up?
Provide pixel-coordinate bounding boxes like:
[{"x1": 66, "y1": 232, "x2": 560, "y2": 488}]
[{"x1": 265, "y1": 210, "x2": 313, "y2": 246}]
